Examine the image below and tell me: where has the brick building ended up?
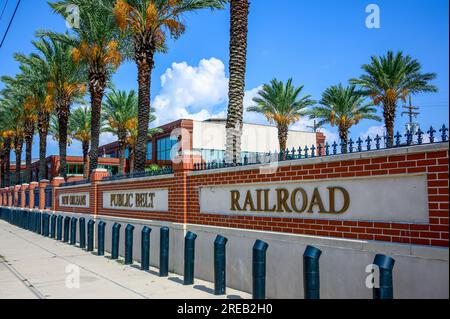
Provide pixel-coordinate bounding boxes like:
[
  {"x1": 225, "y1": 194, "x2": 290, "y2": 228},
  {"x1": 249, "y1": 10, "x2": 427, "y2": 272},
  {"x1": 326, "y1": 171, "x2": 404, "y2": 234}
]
[{"x1": 1, "y1": 118, "x2": 325, "y2": 186}]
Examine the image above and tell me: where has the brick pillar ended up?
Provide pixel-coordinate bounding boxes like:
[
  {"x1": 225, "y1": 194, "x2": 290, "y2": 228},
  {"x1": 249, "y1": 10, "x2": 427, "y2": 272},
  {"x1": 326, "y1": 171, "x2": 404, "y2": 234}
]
[
  {"x1": 8, "y1": 187, "x2": 13, "y2": 207},
  {"x1": 20, "y1": 184, "x2": 28, "y2": 209},
  {"x1": 38, "y1": 180, "x2": 49, "y2": 210},
  {"x1": 172, "y1": 153, "x2": 198, "y2": 225},
  {"x1": 29, "y1": 182, "x2": 38, "y2": 209},
  {"x1": 13, "y1": 185, "x2": 20, "y2": 207},
  {"x1": 316, "y1": 132, "x2": 326, "y2": 156},
  {"x1": 91, "y1": 169, "x2": 109, "y2": 216},
  {"x1": 51, "y1": 177, "x2": 65, "y2": 211}
]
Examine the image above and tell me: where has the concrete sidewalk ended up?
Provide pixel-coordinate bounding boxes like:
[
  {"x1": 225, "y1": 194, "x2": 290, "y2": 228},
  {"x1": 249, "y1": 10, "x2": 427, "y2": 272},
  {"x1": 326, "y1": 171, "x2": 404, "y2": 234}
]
[{"x1": 0, "y1": 220, "x2": 250, "y2": 299}]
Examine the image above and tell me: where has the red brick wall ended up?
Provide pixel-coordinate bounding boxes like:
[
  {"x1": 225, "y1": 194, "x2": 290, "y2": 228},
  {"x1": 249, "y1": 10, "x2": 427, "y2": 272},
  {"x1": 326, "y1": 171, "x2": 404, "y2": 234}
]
[
  {"x1": 186, "y1": 148, "x2": 448, "y2": 247},
  {"x1": 54, "y1": 185, "x2": 93, "y2": 215},
  {"x1": 9, "y1": 143, "x2": 448, "y2": 248}
]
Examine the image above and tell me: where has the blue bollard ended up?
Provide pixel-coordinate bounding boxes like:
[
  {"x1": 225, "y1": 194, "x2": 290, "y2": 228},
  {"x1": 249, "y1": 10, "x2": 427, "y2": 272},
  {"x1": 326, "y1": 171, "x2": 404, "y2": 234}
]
[
  {"x1": 63, "y1": 216, "x2": 70, "y2": 242},
  {"x1": 214, "y1": 235, "x2": 228, "y2": 295},
  {"x1": 79, "y1": 217, "x2": 86, "y2": 249},
  {"x1": 70, "y1": 217, "x2": 77, "y2": 245},
  {"x1": 303, "y1": 245, "x2": 322, "y2": 299},
  {"x1": 111, "y1": 223, "x2": 121, "y2": 260},
  {"x1": 125, "y1": 224, "x2": 135, "y2": 265},
  {"x1": 50, "y1": 215, "x2": 57, "y2": 239},
  {"x1": 97, "y1": 221, "x2": 106, "y2": 256},
  {"x1": 252, "y1": 240, "x2": 269, "y2": 299},
  {"x1": 184, "y1": 231, "x2": 198, "y2": 285},
  {"x1": 42, "y1": 213, "x2": 50, "y2": 237},
  {"x1": 159, "y1": 227, "x2": 169, "y2": 277},
  {"x1": 373, "y1": 254, "x2": 396, "y2": 299},
  {"x1": 141, "y1": 227, "x2": 152, "y2": 271},
  {"x1": 36, "y1": 212, "x2": 42, "y2": 234},
  {"x1": 57, "y1": 215, "x2": 63, "y2": 240},
  {"x1": 87, "y1": 220, "x2": 95, "y2": 252}
]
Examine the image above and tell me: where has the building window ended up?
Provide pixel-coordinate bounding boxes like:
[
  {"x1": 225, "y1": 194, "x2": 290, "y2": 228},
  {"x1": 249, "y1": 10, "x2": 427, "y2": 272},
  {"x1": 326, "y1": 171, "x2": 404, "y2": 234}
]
[
  {"x1": 125, "y1": 148, "x2": 130, "y2": 159},
  {"x1": 147, "y1": 142, "x2": 153, "y2": 160},
  {"x1": 157, "y1": 136, "x2": 178, "y2": 161},
  {"x1": 66, "y1": 164, "x2": 84, "y2": 175},
  {"x1": 98, "y1": 165, "x2": 119, "y2": 176}
]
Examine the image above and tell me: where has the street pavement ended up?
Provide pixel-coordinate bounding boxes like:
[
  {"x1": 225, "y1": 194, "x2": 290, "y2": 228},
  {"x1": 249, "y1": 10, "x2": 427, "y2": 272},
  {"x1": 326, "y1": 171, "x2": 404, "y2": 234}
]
[{"x1": 0, "y1": 220, "x2": 250, "y2": 299}]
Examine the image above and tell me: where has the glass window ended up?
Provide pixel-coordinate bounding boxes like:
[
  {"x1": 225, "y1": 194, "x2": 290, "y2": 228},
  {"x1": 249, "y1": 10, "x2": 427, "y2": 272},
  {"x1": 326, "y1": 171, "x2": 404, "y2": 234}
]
[
  {"x1": 147, "y1": 142, "x2": 153, "y2": 160},
  {"x1": 157, "y1": 136, "x2": 178, "y2": 161},
  {"x1": 125, "y1": 148, "x2": 130, "y2": 159}
]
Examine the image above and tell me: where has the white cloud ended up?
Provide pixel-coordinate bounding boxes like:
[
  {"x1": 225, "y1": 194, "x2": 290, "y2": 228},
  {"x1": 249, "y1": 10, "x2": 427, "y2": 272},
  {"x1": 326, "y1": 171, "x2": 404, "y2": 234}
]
[
  {"x1": 153, "y1": 58, "x2": 229, "y2": 125},
  {"x1": 99, "y1": 132, "x2": 117, "y2": 147},
  {"x1": 359, "y1": 126, "x2": 386, "y2": 139}
]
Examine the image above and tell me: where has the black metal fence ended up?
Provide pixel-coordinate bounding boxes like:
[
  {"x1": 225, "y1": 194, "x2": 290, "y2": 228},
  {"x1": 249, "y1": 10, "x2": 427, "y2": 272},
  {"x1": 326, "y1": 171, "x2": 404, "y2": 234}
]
[
  {"x1": 101, "y1": 167, "x2": 174, "y2": 182},
  {"x1": 194, "y1": 124, "x2": 449, "y2": 171}
]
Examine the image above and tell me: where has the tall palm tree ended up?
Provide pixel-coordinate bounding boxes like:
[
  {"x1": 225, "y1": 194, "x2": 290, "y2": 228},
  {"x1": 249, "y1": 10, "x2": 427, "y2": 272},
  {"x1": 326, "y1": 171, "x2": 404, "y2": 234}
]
[
  {"x1": 225, "y1": 0, "x2": 249, "y2": 164},
  {"x1": 69, "y1": 105, "x2": 91, "y2": 178},
  {"x1": 125, "y1": 114, "x2": 161, "y2": 174},
  {"x1": 14, "y1": 44, "x2": 54, "y2": 181},
  {"x1": 102, "y1": 90, "x2": 138, "y2": 174},
  {"x1": 350, "y1": 51, "x2": 438, "y2": 145},
  {"x1": 247, "y1": 78, "x2": 315, "y2": 158},
  {"x1": 114, "y1": 0, "x2": 227, "y2": 172},
  {"x1": 0, "y1": 107, "x2": 14, "y2": 187},
  {"x1": 307, "y1": 84, "x2": 381, "y2": 151},
  {"x1": 46, "y1": 0, "x2": 122, "y2": 177},
  {"x1": 27, "y1": 35, "x2": 87, "y2": 180},
  {"x1": 1, "y1": 74, "x2": 37, "y2": 183}
]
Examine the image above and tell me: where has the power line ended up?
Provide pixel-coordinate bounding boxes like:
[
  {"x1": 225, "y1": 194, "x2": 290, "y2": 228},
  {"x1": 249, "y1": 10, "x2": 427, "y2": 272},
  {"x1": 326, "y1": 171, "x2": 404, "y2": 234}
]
[
  {"x1": 0, "y1": 0, "x2": 9, "y2": 21},
  {"x1": 0, "y1": 0, "x2": 20, "y2": 49}
]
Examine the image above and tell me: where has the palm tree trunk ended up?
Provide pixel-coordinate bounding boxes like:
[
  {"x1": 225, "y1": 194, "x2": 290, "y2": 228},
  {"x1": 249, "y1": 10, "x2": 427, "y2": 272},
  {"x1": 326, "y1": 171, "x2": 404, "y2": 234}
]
[
  {"x1": 82, "y1": 141, "x2": 89, "y2": 179},
  {"x1": 88, "y1": 70, "x2": 107, "y2": 177},
  {"x1": 225, "y1": 0, "x2": 249, "y2": 165},
  {"x1": 25, "y1": 137, "x2": 33, "y2": 183},
  {"x1": 38, "y1": 111, "x2": 50, "y2": 181},
  {"x1": 0, "y1": 151, "x2": 4, "y2": 188},
  {"x1": 135, "y1": 41, "x2": 155, "y2": 173},
  {"x1": 383, "y1": 101, "x2": 396, "y2": 147},
  {"x1": 4, "y1": 141, "x2": 11, "y2": 186},
  {"x1": 118, "y1": 133, "x2": 126, "y2": 175},
  {"x1": 57, "y1": 103, "x2": 70, "y2": 180},
  {"x1": 339, "y1": 126, "x2": 349, "y2": 153},
  {"x1": 14, "y1": 139, "x2": 23, "y2": 185},
  {"x1": 278, "y1": 124, "x2": 289, "y2": 160},
  {"x1": 129, "y1": 146, "x2": 135, "y2": 174}
]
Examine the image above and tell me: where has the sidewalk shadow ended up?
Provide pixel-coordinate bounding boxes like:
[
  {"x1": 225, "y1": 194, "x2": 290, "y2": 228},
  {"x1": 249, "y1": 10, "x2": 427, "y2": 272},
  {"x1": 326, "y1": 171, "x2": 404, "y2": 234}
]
[
  {"x1": 168, "y1": 277, "x2": 184, "y2": 285},
  {"x1": 193, "y1": 285, "x2": 214, "y2": 294}
]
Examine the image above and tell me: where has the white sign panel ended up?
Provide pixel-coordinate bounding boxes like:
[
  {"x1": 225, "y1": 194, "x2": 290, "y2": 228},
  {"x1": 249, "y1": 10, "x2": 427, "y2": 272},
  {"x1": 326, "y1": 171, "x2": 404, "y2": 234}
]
[
  {"x1": 199, "y1": 175, "x2": 429, "y2": 223},
  {"x1": 59, "y1": 193, "x2": 89, "y2": 208},
  {"x1": 102, "y1": 189, "x2": 169, "y2": 212}
]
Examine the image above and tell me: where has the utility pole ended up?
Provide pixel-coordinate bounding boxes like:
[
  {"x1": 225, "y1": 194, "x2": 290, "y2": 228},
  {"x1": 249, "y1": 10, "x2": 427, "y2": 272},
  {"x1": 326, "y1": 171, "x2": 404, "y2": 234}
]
[
  {"x1": 307, "y1": 120, "x2": 321, "y2": 133},
  {"x1": 401, "y1": 96, "x2": 420, "y2": 134}
]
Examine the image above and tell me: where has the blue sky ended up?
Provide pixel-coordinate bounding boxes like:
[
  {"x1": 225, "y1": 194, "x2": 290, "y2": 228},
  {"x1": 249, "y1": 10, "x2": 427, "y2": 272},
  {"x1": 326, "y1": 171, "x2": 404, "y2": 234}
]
[{"x1": 0, "y1": 0, "x2": 448, "y2": 159}]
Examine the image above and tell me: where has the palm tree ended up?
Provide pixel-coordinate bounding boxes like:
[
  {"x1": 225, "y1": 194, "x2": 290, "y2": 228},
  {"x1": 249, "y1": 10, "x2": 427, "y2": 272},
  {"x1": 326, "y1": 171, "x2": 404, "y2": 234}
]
[
  {"x1": 114, "y1": 0, "x2": 227, "y2": 172},
  {"x1": 102, "y1": 90, "x2": 138, "y2": 174},
  {"x1": 307, "y1": 84, "x2": 381, "y2": 151},
  {"x1": 27, "y1": 35, "x2": 87, "y2": 180},
  {"x1": 225, "y1": 0, "x2": 249, "y2": 164},
  {"x1": 46, "y1": 0, "x2": 122, "y2": 177},
  {"x1": 1, "y1": 74, "x2": 37, "y2": 183},
  {"x1": 0, "y1": 108, "x2": 14, "y2": 187},
  {"x1": 125, "y1": 114, "x2": 161, "y2": 174},
  {"x1": 350, "y1": 51, "x2": 438, "y2": 145},
  {"x1": 247, "y1": 78, "x2": 315, "y2": 159},
  {"x1": 14, "y1": 44, "x2": 54, "y2": 181},
  {"x1": 69, "y1": 105, "x2": 91, "y2": 178}
]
